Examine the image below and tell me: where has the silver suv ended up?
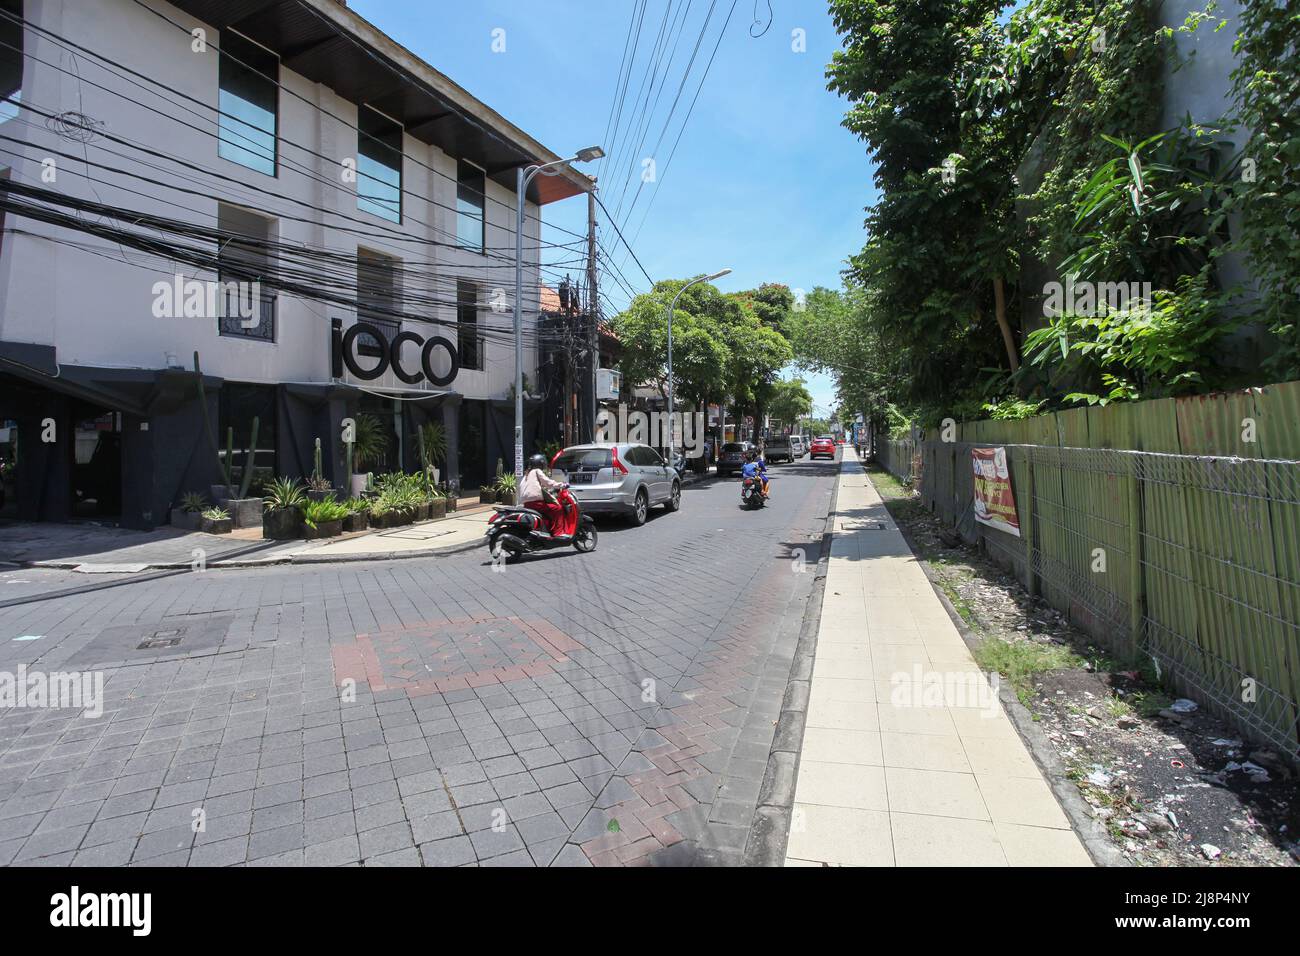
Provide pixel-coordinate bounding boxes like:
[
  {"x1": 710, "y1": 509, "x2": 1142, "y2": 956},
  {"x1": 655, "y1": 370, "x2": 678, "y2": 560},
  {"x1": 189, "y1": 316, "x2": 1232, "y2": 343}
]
[{"x1": 552, "y1": 442, "x2": 681, "y2": 526}]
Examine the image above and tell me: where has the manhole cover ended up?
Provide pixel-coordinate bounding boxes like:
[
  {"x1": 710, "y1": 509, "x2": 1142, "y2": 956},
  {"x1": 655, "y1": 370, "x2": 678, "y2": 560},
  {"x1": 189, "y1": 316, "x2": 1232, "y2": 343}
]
[
  {"x1": 137, "y1": 636, "x2": 183, "y2": 650},
  {"x1": 62, "y1": 614, "x2": 233, "y2": 668}
]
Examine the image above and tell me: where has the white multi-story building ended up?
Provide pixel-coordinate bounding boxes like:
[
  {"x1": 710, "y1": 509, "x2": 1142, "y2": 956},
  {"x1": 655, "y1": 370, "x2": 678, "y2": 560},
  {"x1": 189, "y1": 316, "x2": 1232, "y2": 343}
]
[{"x1": 0, "y1": 0, "x2": 592, "y2": 526}]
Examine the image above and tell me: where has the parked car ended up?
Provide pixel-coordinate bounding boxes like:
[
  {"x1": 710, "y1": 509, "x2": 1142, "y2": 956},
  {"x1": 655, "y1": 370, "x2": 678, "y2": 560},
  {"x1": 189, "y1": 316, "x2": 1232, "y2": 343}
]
[
  {"x1": 717, "y1": 441, "x2": 755, "y2": 477},
  {"x1": 810, "y1": 436, "x2": 836, "y2": 460},
  {"x1": 790, "y1": 435, "x2": 806, "y2": 459},
  {"x1": 551, "y1": 442, "x2": 680, "y2": 526},
  {"x1": 765, "y1": 435, "x2": 794, "y2": 463}
]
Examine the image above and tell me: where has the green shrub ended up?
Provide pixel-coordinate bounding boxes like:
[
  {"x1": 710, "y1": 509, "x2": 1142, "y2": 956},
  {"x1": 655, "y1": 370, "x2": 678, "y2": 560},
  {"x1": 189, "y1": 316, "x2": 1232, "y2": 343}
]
[{"x1": 301, "y1": 497, "x2": 349, "y2": 529}]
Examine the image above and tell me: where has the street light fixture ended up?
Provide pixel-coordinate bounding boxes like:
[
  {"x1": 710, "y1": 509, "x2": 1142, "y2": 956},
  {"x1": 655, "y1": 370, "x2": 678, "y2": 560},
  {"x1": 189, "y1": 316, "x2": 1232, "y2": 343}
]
[
  {"x1": 665, "y1": 268, "x2": 731, "y2": 467},
  {"x1": 513, "y1": 146, "x2": 604, "y2": 480}
]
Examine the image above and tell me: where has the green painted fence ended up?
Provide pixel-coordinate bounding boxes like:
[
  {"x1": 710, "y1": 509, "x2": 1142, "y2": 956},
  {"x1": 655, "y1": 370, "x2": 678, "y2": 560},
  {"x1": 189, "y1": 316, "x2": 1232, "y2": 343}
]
[{"x1": 904, "y1": 381, "x2": 1300, "y2": 759}]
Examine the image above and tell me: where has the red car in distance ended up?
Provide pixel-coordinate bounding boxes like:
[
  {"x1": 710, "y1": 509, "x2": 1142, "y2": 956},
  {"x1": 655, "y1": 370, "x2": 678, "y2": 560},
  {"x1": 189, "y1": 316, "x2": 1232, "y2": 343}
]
[{"x1": 810, "y1": 436, "x2": 836, "y2": 460}]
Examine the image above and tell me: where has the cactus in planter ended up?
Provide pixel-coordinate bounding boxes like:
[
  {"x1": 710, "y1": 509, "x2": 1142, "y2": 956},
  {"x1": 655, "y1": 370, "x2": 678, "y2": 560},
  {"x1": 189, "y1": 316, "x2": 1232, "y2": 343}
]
[{"x1": 194, "y1": 351, "x2": 260, "y2": 500}]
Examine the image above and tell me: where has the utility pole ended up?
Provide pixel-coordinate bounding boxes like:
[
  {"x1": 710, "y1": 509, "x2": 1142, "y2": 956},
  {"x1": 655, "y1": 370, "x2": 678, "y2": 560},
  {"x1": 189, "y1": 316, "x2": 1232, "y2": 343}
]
[{"x1": 586, "y1": 184, "x2": 599, "y2": 443}]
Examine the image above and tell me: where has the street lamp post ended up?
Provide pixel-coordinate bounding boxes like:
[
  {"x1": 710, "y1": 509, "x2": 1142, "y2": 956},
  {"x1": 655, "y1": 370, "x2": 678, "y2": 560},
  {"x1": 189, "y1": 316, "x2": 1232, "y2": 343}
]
[
  {"x1": 514, "y1": 146, "x2": 603, "y2": 481},
  {"x1": 665, "y1": 268, "x2": 731, "y2": 466}
]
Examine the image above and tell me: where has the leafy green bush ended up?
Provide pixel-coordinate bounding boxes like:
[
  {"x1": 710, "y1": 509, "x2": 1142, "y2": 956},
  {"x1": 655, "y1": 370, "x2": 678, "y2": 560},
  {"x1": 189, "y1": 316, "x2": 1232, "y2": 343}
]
[
  {"x1": 301, "y1": 497, "x2": 349, "y2": 529},
  {"x1": 180, "y1": 492, "x2": 208, "y2": 513}
]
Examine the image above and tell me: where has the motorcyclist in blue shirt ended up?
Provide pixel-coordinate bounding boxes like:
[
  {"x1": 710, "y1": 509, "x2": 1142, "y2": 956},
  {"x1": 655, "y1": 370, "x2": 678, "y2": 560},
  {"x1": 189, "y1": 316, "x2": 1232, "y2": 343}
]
[{"x1": 741, "y1": 450, "x2": 769, "y2": 498}]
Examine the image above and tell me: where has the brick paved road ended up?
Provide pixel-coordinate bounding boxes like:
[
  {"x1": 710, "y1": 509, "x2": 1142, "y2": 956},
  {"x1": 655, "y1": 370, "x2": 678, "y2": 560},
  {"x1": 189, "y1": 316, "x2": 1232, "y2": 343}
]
[{"x1": 0, "y1": 457, "x2": 836, "y2": 866}]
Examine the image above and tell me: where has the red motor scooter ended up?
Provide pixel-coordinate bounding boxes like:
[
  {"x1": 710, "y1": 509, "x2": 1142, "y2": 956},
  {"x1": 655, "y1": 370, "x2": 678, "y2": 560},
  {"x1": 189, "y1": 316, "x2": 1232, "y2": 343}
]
[{"x1": 485, "y1": 485, "x2": 598, "y2": 563}]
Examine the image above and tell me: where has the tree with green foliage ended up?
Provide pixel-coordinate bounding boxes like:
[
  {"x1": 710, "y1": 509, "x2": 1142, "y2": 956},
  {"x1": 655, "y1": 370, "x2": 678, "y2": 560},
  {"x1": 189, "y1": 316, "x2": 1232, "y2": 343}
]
[
  {"x1": 610, "y1": 279, "x2": 793, "y2": 427},
  {"x1": 768, "y1": 378, "x2": 814, "y2": 429}
]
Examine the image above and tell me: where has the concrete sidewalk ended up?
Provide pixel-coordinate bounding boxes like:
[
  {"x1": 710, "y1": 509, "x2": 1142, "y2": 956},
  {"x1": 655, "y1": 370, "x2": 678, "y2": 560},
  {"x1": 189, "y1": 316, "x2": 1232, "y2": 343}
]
[
  {"x1": 0, "y1": 507, "x2": 493, "y2": 571},
  {"x1": 785, "y1": 449, "x2": 1093, "y2": 866}
]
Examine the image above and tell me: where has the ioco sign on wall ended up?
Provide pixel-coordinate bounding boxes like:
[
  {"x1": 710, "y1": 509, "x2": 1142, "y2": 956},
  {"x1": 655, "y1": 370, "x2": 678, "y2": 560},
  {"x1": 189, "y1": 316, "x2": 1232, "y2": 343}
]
[{"x1": 331, "y1": 318, "x2": 460, "y2": 386}]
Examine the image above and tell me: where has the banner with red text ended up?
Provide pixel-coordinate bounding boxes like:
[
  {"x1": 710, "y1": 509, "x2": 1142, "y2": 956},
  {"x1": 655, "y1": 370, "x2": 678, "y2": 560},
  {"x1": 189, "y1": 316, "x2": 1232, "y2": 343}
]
[{"x1": 971, "y1": 447, "x2": 1020, "y2": 536}]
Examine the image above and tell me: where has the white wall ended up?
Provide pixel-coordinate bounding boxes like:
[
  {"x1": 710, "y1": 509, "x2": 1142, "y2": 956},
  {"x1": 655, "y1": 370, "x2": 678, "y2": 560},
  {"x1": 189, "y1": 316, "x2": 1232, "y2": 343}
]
[{"x1": 0, "y1": 0, "x2": 546, "y2": 401}]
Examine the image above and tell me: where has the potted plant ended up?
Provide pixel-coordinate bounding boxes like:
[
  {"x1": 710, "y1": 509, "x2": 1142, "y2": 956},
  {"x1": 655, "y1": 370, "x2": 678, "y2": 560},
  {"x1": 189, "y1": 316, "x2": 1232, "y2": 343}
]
[
  {"x1": 262, "y1": 476, "x2": 306, "y2": 539},
  {"x1": 193, "y1": 352, "x2": 262, "y2": 528},
  {"x1": 171, "y1": 492, "x2": 207, "y2": 531},
  {"x1": 302, "y1": 497, "x2": 348, "y2": 540},
  {"x1": 306, "y1": 439, "x2": 334, "y2": 502},
  {"x1": 427, "y1": 486, "x2": 447, "y2": 520},
  {"x1": 347, "y1": 413, "x2": 388, "y2": 498},
  {"x1": 201, "y1": 505, "x2": 233, "y2": 534},
  {"x1": 341, "y1": 498, "x2": 370, "y2": 533},
  {"x1": 495, "y1": 472, "x2": 518, "y2": 507},
  {"x1": 306, "y1": 474, "x2": 334, "y2": 503},
  {"x1": 478, "y1": 483, "x2": 497, "y2": 505},
  {"x1": 368, "y1": 500, "x2": 392, "y2": 529}
]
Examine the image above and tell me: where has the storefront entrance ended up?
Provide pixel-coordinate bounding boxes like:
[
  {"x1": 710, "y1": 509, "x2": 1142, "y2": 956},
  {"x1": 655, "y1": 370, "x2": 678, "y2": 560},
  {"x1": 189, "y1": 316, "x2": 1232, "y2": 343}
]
[{"x1": 69, "y1": 404, "x2": 122, "y2": 521}]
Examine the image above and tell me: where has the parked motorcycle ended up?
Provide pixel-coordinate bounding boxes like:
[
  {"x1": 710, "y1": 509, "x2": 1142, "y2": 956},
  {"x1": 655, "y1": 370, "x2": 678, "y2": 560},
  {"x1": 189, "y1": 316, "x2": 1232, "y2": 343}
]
[
  {"x1": 485, "y1": 485, "x2": 598, "y2": 562},
  {"x1": 740, "y1": 475, "x2": 766, "y2": 509},
  {"x1": 671, "y1": 450, "x2": 688, "y2": 481}
]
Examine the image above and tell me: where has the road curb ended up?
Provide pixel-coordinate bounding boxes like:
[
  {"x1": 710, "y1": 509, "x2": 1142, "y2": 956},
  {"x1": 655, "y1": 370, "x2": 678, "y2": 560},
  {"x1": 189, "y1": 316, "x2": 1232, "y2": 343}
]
[
  {"x1": 10, "y1": 529, "x2": 488, "y2": 572},
  {"x1": 860, "y1": 459, "x2": 1127, "y2": 869},
  {"x1": 744, "y1": 454, "x2": 842, "y2": 866}
]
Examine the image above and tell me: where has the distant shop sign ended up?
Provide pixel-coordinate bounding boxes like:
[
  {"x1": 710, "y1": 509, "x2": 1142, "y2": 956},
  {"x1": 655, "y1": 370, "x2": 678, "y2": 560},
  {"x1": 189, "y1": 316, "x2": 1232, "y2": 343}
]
[{"x1": 331, "y1": 318, "x2": 459, "y2": 387}]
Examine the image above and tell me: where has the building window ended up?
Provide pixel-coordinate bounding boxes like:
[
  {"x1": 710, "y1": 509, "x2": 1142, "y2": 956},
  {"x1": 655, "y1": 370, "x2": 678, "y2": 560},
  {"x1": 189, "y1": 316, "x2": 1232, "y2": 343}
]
[
  {"x1": 218, "y1": 30, "x2": 278, "y2": 176},
  {"x1": 457, "y1": 280, "x2": 481, "y2": 371},
  {"x1": 456, "y1": 160, "x2": 485, "y2": 253},
  {"x1": 357, "y1": 248, "x2": 400, "y2": 358},
  {"x1": 357, "y1": 106, "x2": 402, "y2": 223},
  {"x1": 217, "y1": 204, "x2": 276, "y2": 342},
  {"x1": 0, "y1": 0, "x2": 21, "y2": 123}
]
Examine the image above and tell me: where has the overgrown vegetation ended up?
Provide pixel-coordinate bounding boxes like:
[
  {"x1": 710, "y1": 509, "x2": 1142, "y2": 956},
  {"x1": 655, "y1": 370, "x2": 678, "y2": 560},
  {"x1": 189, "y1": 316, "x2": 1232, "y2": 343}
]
[{"x1": 805, "y1": 0, "x2": 1298, "y2": 430}]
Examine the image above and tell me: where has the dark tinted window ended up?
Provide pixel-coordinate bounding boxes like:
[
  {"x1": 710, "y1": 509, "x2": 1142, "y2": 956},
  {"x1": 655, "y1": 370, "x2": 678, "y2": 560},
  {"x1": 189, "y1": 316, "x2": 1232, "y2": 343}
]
[
  {"x1": 356, "y1": 248, "x2": 399, "y2": 357},
  {"x1": 722, "y1": 443, "x2": 744, "y2": 453},
  {"x1": 456, "y1": 160, "x2": 485, "y2": 252},
  {"x1": 554, "y1": 448, "x2": 611, "y2": 471},
  {"x1": 357, "y1": 106, "x2": 402, "y2": 223},
  {"x1": 218, "y1": 31, "x2": 278, "y2": 176},
  {"x1": 0, "y1": 0, "x2": 21, "y2": 122},
  {"x1": 457, "y1": 280, "x2": 481, "y2": 371},
  {"x1": 642, "y1": 447, "x2": 664, "y2": 466}
]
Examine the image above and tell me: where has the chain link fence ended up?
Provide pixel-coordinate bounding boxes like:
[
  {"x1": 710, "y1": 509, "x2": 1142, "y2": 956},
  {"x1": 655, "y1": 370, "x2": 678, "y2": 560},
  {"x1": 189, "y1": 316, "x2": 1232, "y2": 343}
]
[{"x1": 909, "y1": 439, "x2": 1300, "y2": 760}]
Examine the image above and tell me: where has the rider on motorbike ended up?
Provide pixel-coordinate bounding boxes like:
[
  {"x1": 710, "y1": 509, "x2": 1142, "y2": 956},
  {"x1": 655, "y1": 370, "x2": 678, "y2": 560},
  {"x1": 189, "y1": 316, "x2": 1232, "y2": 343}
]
[
  {"x1": 741, "y1": 450, "x2": 769, "y2": 498},
  {"x1": 520, "y1": 453, "x2": 566, "y2": 532}
]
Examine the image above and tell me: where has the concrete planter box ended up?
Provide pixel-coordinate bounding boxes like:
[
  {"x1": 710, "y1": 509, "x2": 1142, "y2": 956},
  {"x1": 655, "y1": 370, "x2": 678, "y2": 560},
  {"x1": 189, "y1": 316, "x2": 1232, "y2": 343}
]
[
  {"x1": 415, "y1": 502, "x2": 431, "y2": 521},
  {"x1": 202, "y1": 516, "x2": 233, "y2": 534},
  {"x1": 496, "y1": 490, "x2": 517, "y2": 507},
  {"x1": 218, "y1": 497, "x2": 264, "y2": 529},
  {"x1": 306, "y1": 489, "x2": 335, "y2": 503},
  {"x1": 445, "y1": 495, "x2": 457, "y2": 513},
  {"x1": 350, "y1": 474, "x2": 369, "y2": 497},
  {"x1": 342, "y1": 512, "x2": 369, "y2": 533},
  {"x1": 428, "y1": 498, "x2": 447, "y2": 520},
  {"x1": 303, "y1": 519, "x2": 342, "y2": 540},
  {"x1": 210, "y1": 484, "x2": 235, "y2": 502},
  {"x1": 171, "y1": 508, "x2": 203, "y2": 531},
  {"x1": 372, "y1": 510, "x2": 407, "y2": 529},
  {"x1": 263, "y1": 508, "x2": 302, "y2": 540},
  {"x1": 479, "y1": 487, "x2": 496, "y2": 504}
]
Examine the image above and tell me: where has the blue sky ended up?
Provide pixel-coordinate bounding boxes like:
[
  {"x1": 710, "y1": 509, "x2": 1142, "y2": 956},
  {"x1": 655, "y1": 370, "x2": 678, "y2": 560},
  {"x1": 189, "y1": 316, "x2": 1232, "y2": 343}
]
[{"x1": 351, "y1": 0, "x2": 876, "y2": 418}]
